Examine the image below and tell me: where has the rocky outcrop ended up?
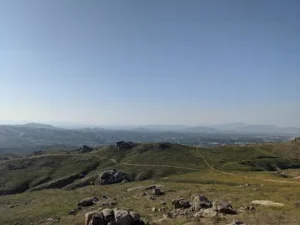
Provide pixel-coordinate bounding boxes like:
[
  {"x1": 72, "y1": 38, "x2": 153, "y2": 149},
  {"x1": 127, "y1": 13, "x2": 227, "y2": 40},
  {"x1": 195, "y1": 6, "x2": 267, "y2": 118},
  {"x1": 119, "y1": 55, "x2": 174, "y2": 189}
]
[
  {"x1": 99, "y1": 169, "x2": 128, "y2": 185},
  {"x1": 166, "y1": 196, "x2": 238, "y2": 220},
  {"x1": 116, "y1": 141, "x2": 136, "y2": 150},
  {"x1": 85, "y1": 208, "x2": 145, "y2": 225}
]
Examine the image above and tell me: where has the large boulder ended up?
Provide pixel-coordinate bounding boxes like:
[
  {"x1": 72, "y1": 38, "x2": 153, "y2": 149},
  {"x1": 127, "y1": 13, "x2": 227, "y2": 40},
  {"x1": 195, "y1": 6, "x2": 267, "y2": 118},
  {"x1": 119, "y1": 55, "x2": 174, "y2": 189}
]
[
  {"x1": 212, "y1": 200, "x2": 237, "y2": 214},
  {"x1": 100, "y1": 169, "x2": 128, "y2": 185}
]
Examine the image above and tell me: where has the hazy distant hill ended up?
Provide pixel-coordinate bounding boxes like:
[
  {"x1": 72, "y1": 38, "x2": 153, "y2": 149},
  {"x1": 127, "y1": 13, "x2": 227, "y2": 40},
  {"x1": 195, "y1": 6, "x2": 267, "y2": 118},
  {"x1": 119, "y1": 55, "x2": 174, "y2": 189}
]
[
  {"x1": 184, "y1": 126, "x2": 219, "y2": 133},
  {"x1": 211, "y1": 123, "x2": 300, "y2": 134},
  {"x1": 140, "y1": 125, "x2": 188, "y2": 131},
  {"x1": 0, "y1": 123, "x2": 298, "y2": 154},
  {"x1": 15, "y1": 123, "x2": 56, "y2": 129}
]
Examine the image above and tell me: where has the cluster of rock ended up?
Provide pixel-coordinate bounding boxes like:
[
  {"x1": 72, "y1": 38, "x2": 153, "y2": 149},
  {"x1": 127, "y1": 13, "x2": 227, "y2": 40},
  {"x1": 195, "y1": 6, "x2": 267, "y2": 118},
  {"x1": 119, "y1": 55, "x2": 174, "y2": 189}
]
[
  {"x1": 85, "y1": 208, "x2": 145, "y2": 225},
  {"x1": 68, "y1": 196, "x2": 118, "y2": 216},
  {"x1": 155, "y1": 194, "x2": 253, "y2": 223},
  {"x1": 100, "y1": 169, "x2": 129, "y2": 185},
  {"x1": 135, "y1": 185, "x2": 165, "y2": 201}
]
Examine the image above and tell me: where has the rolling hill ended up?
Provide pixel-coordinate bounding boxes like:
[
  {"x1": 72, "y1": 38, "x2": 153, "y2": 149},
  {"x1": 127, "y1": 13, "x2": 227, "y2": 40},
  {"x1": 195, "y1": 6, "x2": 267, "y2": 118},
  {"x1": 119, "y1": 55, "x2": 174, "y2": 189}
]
[{"x1": 1, "y1": 140, "x2": 300, "y2": 196}]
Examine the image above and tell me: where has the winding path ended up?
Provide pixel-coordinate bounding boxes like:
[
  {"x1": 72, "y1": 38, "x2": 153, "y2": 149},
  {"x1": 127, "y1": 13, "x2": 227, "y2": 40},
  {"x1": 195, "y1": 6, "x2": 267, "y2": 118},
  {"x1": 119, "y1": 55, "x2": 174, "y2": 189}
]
[
  {"x1": 1, "y1": 150, "x2": 300, "y2": 185},
  {"x1": 195, "y1": 147, "x2": 300, "y2": 185}
]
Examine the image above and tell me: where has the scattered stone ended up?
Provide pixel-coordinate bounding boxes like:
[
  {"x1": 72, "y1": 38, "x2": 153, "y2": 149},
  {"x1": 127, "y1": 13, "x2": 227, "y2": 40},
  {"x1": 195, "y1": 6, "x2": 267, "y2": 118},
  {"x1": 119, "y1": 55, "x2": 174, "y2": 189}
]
[
  {"x1": 213, "y1": 200, "x2": 237, "y2": 214},
  {"x1": 252, "y1": 187, "x2": 260, "y2": 191},
  {"x1": 40, "y1": 217, "x2": 60, "y2": 224},
  {"x1": 171, "y1": 198, "x2": 191, "y2": 209},
  {"x1": 145, "y1": 185, "x2": 157, "y2": 190},
  {"x1": 68, "y1": 208, "x2": 81, "y2": 215},
  {"x1": 250, "y1": 200, "x2": 284, "y2": 207},
  {"x1": 152, "y1": 187, "x2": 164, "y2": 196},
  {"x1": 152, "y1": 207, "x2": 157, "y2": 212},
  {"x1": 8, "y1": 205, "x2": 15, "y2": 208},
  {"x1": 236, "y1": 184, "x2": 250, "y2": 188},
  {"x1": 161, "y1": 201, "x2": 167, "y2": 205},
  {"x1": 77, "y1": 197, "x2": 99, "y2": 207},
  {"x1": 273, "y1": 168, "x2": 289, "y2": 178},
  {"x1": 148, "y1": 196, "x2": 155, "y2": 200},
  {"x1": 194, "y1": 208, "x2": 218, "y2": 218},
  {"x1": 239, "y1": 205, "x2": 256, "y2": 211},
  {"x1": 168, "y1": 208, "x2": 189, "y2": 218}
]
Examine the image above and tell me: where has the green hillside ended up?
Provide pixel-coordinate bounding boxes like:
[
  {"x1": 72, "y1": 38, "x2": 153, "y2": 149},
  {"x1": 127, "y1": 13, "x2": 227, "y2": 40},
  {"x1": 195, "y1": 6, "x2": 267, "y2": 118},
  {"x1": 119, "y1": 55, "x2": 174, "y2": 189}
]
[{"x1": 1, "y1": 141, "x2": 300, "y2": 196}]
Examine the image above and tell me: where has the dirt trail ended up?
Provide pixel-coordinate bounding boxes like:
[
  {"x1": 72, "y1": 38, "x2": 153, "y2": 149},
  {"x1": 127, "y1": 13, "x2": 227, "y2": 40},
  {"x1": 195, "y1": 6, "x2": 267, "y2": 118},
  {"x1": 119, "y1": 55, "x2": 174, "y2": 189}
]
[
  {"x1": 91, "y1": 154, "x2": 201, "y2": 171},
  {"x1": 195, "y1": 147, "x2": 300, "y2": 185},
  {"x1": 2, "y1": 150, "x2": 300, "y2": 185},
  {"x1": 92, "y1": 151, "x2": 300, "y2": 185}
]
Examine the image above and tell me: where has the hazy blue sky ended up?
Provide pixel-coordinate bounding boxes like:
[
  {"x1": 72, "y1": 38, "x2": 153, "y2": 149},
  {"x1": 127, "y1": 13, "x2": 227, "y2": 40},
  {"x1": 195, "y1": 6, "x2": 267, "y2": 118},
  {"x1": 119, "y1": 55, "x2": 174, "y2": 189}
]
[{"x1": 1, "y1": 0, "x2": 300, "y2": 126}]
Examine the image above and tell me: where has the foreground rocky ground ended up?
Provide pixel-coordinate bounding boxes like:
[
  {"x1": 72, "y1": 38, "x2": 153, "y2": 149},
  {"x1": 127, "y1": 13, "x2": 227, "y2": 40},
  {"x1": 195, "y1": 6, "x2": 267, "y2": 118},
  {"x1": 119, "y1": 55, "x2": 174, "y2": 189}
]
[{"x1": 1, "y1": 168, "x2": 300, "y2": 225}]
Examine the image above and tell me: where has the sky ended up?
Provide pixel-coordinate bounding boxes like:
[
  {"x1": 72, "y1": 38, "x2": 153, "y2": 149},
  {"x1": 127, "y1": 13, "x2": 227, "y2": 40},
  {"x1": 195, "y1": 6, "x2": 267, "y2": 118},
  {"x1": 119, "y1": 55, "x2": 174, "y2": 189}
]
[{"x1": 0, "y1": 0, "x2": 300, "y2": 127}]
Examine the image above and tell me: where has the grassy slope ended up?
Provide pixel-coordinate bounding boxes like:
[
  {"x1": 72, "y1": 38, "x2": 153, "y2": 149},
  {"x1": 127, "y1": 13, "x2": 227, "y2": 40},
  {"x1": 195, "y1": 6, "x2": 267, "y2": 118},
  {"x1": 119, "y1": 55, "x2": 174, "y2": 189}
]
[
  {"x1": 0, "y1": 171, "x2": 300, "y2": 225},
  {"x1": 1, "y1": 141, "x2": 300, "y2": 195}
]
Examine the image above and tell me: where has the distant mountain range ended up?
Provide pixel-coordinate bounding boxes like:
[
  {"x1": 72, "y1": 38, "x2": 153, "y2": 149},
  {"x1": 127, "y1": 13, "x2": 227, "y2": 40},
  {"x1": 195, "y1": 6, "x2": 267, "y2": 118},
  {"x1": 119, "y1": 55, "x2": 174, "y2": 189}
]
[
  {"x1": 0, "y1": 122, "x2": 298, "y2": 154},
  {"x1": 134, "y1": 123, "x2": 300, "y2": 134}
]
